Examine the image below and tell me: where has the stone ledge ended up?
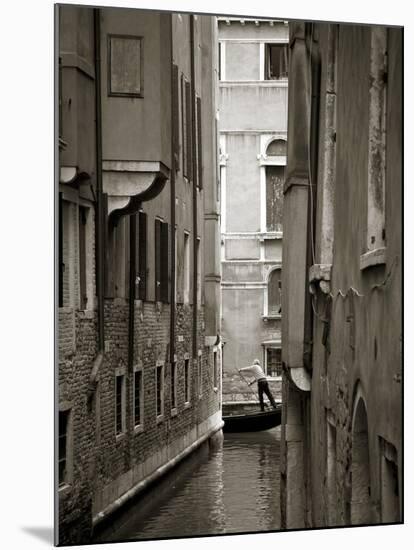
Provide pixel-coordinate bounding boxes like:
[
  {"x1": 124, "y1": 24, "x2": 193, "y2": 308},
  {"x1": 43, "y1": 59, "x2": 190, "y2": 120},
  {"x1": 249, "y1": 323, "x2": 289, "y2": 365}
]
[{"x1": 360, "y1": 247, "x2": 387, "y2": 271}]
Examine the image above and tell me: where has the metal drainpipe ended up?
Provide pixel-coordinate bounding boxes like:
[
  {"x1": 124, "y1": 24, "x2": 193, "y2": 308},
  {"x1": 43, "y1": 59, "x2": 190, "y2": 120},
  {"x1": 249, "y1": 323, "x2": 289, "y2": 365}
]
[
  {"x1": 190, "y1": 15, "x2": 198, "y2": 359},
  {"x1": 170, "y1": 15, "x2": 176, "y2": 368},
  {"x1": 89, "y1": 7, "x2": 104, "y2": 394},
  {"x1": 303, "y1": 25, "x2": 321, "y2": 373},
  {"x1": 128, "y1": 217, "x2": 136, "y2": 375}
]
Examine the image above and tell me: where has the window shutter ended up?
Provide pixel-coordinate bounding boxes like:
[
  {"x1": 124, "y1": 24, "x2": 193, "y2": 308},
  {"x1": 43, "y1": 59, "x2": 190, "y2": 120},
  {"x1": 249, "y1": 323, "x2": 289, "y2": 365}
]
[
  {"x1": 137, "y1": 211, "x2": 147, "y2": 300},
  {"x1": 268, "y1": 269, "x2": 282, "y2": 315},
  {"x1": 172, "y1": 64, "x2": 180, "y2": 169},
  {"x1": 196, "y1": 96, "x2": 203, "y2": 189},
  {"x1": 79, "y1": 207, "x2": 87, "y2": 310},
  {"x1": 160, "y1": 222, "x2": 169, "y2": 303},
  {"x1": 59, "y1": 192, "x2": 63, "y2": 307},
  {"x1": 185, "y1": 79, "x2": 192, "y2": 180},
  {"x1": 155, "y1": 219, "x2": 161, "y2": 301},
  {"x1": 181, "y1": 74, "x2": 187, "y2": 177}
]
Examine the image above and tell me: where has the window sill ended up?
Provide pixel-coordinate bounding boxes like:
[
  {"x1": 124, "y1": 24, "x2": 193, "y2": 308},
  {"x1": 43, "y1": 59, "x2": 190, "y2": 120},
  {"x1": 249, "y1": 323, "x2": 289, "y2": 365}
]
[
  {"x1": 59, "y1": 306, "x2": 73, "y2": 314},
  {"x1": 78, "y1": 309, "x2": 95, "y2": 320},
  {"x1": 262, "y1": 314, "x2": 281, "y2": 322},
  {"x1": 220, "y1": 80, "x2": 288, "y2": 88},
  {"x1": 267, "y1": 376, "x2": 282, "y2": 382},
  {"x1": 184, "y1": 401, "x2": 191, "y2": 409},
  {"x1": 58, "y1": 483, "x2": 72, "y2": 496},
  {"x1": 360, "y1": 247, "x2": 387, "y2": 271},
  {"x1": 213, "y1": 387, "x2": 219, "y2": 393},
  {"x1": 156, "y1": 414, "x2": 164, "y2": 424},
  {"x1": 134, "y1": 424, "x2": 144, "y2": 435},
  {"x1": 115, "y1": 432, "x2": 126, "y2": 443},
  {"x1": 171, "y1": 408, "x2": 178, "y2": 417}
]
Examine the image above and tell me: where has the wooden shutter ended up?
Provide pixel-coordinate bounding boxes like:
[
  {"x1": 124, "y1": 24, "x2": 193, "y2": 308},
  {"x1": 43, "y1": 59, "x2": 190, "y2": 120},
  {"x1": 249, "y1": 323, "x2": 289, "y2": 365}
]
[
  {"x1": 137, "y1": 211, "x2": 147, "y2": 300},
  {"x1": 155, "y1": 219, "x2": 161, "y2": 301},
  {"x1": 196, "y1": 96, "x2": 202, "y2": 189},
  {"x1": 59, "y1": 192, "x2": 63, "y2": 307},
  {"x1": 160, "y1": 222, "x2": 169, "y2": 303},
  {"x1": 172, "y1": 64, "x2": 180, "y2": 169},
  {"x1": 185, "y1": 79, "x2": 192, "y2": 180},
  {"x1": 181, "y1": 74, "x2": 187, "y2": 177},
  {"x1": 79, "y1": 207, "x2": 87, "y2": 310}
]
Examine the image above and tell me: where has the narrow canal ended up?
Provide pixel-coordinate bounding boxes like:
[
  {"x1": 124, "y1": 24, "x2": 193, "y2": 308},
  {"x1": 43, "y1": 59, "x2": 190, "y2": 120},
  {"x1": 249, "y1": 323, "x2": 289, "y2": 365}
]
[{"x1": 94, "y1": 427, "x2": 281, "y2": 542}]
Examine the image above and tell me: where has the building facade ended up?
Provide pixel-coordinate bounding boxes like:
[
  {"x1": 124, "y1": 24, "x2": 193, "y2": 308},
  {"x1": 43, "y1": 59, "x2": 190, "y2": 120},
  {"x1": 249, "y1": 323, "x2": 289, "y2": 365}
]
[
  {"x1": 57, "y1": 6, "x2": 222, "y2": 544},
  {"x1": 280, "y1": 22, "x2": 402, "y2": 528},
  {"x1": 218, "y1": 18, "x2": 288, "y2": 405}
]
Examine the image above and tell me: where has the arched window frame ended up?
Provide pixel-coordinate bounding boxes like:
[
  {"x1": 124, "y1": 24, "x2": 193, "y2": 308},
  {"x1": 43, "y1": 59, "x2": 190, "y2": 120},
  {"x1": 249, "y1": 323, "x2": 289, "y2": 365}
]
[
  {"x1": 263, "y1": 264, "x2": 282, "y2": 319},
  {"x1": 258, "y1": 134, "x2": 287, "y2": 234}
]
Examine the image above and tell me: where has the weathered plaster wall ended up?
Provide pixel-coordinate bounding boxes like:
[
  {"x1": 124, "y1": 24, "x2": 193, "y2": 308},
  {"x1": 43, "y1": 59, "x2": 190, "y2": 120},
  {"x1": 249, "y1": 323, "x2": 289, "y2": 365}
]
[
  {"x1": 281, "y1": 21, "x2": 402, "y2": 530},
  {"x1": 220, "y1": 86, "x2": 288, "y2": 131}
]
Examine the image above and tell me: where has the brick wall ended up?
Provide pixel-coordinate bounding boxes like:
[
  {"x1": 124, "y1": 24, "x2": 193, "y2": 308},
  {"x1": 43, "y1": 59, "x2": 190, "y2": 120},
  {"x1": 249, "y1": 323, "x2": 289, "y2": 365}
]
[
  {"x1": 58, "y1": 311, "x2": 98, "y2": 545},
  {"x1": 91, "y1": 300, "x2": 220, "y2": 524}
]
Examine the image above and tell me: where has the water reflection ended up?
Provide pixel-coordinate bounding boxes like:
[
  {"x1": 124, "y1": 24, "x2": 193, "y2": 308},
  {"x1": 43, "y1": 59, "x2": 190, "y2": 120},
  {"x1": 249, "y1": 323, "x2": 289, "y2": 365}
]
[{"x1": 94, "y1": 427, "x2": 281, "y2": 542}]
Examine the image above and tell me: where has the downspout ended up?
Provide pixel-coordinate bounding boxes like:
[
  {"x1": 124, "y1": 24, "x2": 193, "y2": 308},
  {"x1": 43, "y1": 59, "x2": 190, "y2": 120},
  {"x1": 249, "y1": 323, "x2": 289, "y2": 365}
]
[
  {"x1": 190, "y1": 15, "x2": 198, "y2": 359},
  {"x1": 89, "y1": 7, "x2": 104, "y2": 394},
  {"x1": 128, "y1": 217, "x2": 136, "y2": 374},
  {"x1": 303, "y1": 25, "x2": 321, "y2": 373},
  {"x1": 170, "y1": 15, "x2": 176, "y2": 368}
]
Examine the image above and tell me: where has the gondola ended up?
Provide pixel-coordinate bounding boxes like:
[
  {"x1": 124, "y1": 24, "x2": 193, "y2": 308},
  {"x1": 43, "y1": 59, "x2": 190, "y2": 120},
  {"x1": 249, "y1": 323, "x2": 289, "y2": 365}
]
[{"x1": 223, "y1": 405, "x2": 282, "y2": 433}]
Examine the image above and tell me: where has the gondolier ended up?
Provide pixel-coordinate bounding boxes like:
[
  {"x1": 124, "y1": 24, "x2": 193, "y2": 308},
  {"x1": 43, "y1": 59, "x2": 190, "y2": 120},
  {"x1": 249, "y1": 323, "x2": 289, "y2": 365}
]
[{"x1": 239, "y1": 359, "x2": 278, "y2": 412}]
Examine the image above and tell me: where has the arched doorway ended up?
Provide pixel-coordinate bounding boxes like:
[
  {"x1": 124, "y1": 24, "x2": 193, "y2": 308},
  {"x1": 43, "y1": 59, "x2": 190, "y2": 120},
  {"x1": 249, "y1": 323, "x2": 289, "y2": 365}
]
[{"x1": 350, "y1": 395, "x2": 373, "y2": 525}]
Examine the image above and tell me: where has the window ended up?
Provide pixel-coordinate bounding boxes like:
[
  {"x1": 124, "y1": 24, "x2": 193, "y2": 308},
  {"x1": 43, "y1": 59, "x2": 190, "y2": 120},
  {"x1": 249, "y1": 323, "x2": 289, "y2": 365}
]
[
  {"x1": 266, "y1": 348, "x2": 282, "y2": 378},
  {"x1": 379, "y1": 437, "x2": 400, "y2": 523},
  {"x1": 171, "y1": 361, "x2": 177, "y2": 410},
  {"x1": 183, "y1": 232, "x2": 190, "y2": 304},
  {"x1": 268, "y1": 268, "x2": 282, "y2": 316},
  {"x1": 184, "y1": 358, "x2": 190, "y2": 404},
  {"x1": 213, "y1": 349, "x2": 218, "y2": 389},
  {"x1": 133, "y1": 368, "x2": 143, "y2": 429},
  {"x1": 198, "y1": 351, "x2": 203, "y2": 398},
  {"x1": 265, "y1": 44, "x2": 289, "y2": 80},
  {"x1": 266, "y1": 166, "x2": 285, "y2": 232},
  {"x1": 196, "y1": 237, "x2": 201, "y2": 307},
  {"x1": 137, "y1": 211, "x2": 147, "y2": 300},
  {"x1": 266, "y1": 138, "x2": 287, "y2": 157},
  {"x1": 115, "y1": 373, "x2": 125, "y2": 436},
  {"x1": 58, "y1": 409, "x2": 71, "y2": 487},
  {"x1": 326, "y1": 419, "x2": 338, "y2": 526},
  {"x1": 155, "y1": 219, "x2": 169, "y2": 303},
  {"x1": 156, "y1": 364, "x2": 164, "y2": 418}
]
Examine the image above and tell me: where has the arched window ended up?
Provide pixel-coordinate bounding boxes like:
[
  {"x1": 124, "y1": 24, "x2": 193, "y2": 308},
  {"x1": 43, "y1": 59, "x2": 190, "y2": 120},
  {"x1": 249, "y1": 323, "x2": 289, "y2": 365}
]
[
  {"x1": 266, "y1": 138, "x2": 286, "y2": 157},
  {"x1": 268, "y1": 268, "x2": 282, "y2": 316},
  {"x1": 265, "y1": 139, "x2": 286, "y2": 232},
  {"x1": 351, "y1": 397, "x2": 373, "y2": 525}
]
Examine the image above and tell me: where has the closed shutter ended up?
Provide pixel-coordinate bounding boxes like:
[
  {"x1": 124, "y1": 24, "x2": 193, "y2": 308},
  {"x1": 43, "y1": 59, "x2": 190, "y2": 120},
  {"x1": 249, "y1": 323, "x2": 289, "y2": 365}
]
[
  {"x1": 185, "y1": 79, "x2": 192, "y2": 180},
  {"x1": 160, "y1": 222, "x2": 169, "y2": 303},
  {"x1": 172, "y1": 64, "x2": 180, "y2": 169},
  {"x1": 59, "y1": 192, "x2": 63, "y2": 307},
  {"x1": 155, "y1": 219, "x2": 161, "y2": 302},
  {"x1": 79, "y1": 207, "x2": 87, "y2": 310},
  {"x1": 181, "y1": 74, "x2": 187, "y2": 177},
  {"x1": 196, "y1": 96, "x2": 202, "y2": 189},
  {"x1": 137, "y1": 211, "x2": 147, "y2": 300}
]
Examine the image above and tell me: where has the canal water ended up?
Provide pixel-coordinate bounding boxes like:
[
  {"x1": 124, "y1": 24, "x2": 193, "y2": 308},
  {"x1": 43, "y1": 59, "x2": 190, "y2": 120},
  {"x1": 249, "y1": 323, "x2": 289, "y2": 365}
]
[{"x1": 94, "y1": 427, "x2": 281, "y2": 543}]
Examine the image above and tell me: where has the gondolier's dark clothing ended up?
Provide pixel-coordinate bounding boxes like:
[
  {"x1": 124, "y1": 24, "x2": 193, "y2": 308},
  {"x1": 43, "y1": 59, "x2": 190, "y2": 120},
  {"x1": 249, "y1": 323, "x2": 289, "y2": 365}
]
[
  {"x1": 239, "y1": 364, "x2": 278, "y2": 411},
  {"x1": 258, "y1": 378, "x2": 277, "y2": 412}
]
